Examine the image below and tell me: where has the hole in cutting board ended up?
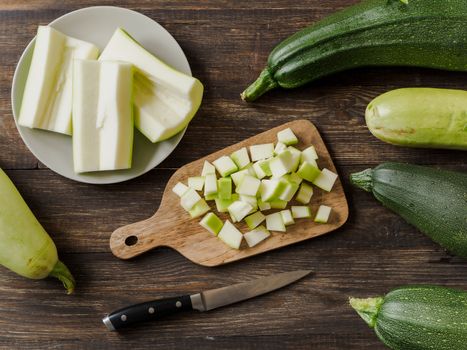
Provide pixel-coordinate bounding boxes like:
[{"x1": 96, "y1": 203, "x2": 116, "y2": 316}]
[{"x1": 125, "y1": 235, "x2": 138, "y2": 246}]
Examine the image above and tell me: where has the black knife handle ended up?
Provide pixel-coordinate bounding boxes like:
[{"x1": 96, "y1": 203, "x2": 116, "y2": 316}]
[{"x1": 103, "y1": 295, "x2": 193, "y2": 331}]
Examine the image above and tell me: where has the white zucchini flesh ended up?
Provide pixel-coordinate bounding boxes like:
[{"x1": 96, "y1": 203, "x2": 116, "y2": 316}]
[
  {"x1": 277, "y1": 128, "x2": 298, "y2": 145},
  {"x1": 278, "y1": 179, "x2": 299, "y2": 202},
  {"x1": 172, "y1": 182, "x2": 189, "y2": 197},
  {"x1": 301, "y1": 146, "x2": 318, "y2": 163},
  {"x1": 314, "y1": 205, "x2": 332, "y2": 223},
  {"x1": 213, "y1": 156, "x2": 238, "y2": 177},
  {"x1": 236, "y1": 175, "x2": 261, "y2": 196},
  {"x1": 204, "y1": 174, "x2": 218, "y2": 196},
  {"x1": 239, "y1": 195, "x2": 258, "y2": 212},
  {"x1": 265, "y1": 212, "x2": 286, "y2": 232},
  {"x1": 258, "y1": 199, "x2": 271, "y2": 211},
  {"x1": 269, "y1": 150, "x2": 296, "y2": 178},
  {"x1": 291, "y1": 206, "x2": 312, "y2": 219},
  {"x1": 99, "y1": 28, "x2": 203, "y2": 143},
  {"x1": 199, "y1": 212, "x2": 223, "y2": 235},
  {"x1": 230, "y1": 169, "x2": 249, "y2": 187},
  {"x1": 188, "y1": 199, "x2": 210, "y2": 218},
  {"x1": 188, "y1": 176, "x2": 204, "y2": 191},
  {"x1": 249, "y1": 143, "x2": 274, "y2": 161},
  {"x1": 230, "y1": 147, "x2": 251, "y2": 169},
  {"x1": 201, "y1": 161, "x2": 216, "y2": 176},
  {"x1": 280, "y1": 209, "x2": 295, "y2": 226},
  {"x1": 252, "y1": 161, "x2": 267, "y2": 179},
  {"x1": 297, "y1": 161, "x2": 321, "y2": 182},
  {"x1": 18, "y1": 26, "x2": 99, "y2": 135},
  {"x1": 217, "y1": 221, "x2": 243, "y2": 249},
  {"x1": 72, "y1": 60, "x2": 133, "y2": 173},
  {"x1": 312, "y1": 168, "x2": 338, "y2": 192},
  {"x1": 274, "y1": 142, "x2": 287, "y2": 155},
  {"x1": 180, "y1": 188, "x2": 202, "y2": 211},
  {"x1": 228, "y1": 201, "x2": 253, "y2": 222},
  {"x1": 244, "y1": 226, "x2": 270, "y2": 248},
  {"x1": 296, "y1": 182, "x2": 313, "y2": 204}
]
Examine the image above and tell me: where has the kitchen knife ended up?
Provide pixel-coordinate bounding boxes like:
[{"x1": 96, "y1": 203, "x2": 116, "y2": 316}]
[{"x1": 103, "y1": 269, "x2": 311, "y2": 331}]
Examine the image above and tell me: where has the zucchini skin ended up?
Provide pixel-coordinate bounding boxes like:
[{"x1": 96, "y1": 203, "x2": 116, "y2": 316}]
[
  {"x1": 366, "y1": 88, "x2": 467, "y2": 151},
  {"x1": 242, "y1": 0, "x2": 467, "y2": 101},
  {"x1": 350, "y1": 163, "x2": 467, "y2": 257},
  {"x1": 350, "y1": 285, "x2": 467, "y2": 350}
]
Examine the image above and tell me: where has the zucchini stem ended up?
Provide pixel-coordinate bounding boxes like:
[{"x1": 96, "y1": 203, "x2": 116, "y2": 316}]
[
  {"x1": 350, "y1": 169, "x2": 374, "y2": 192},
  {"x1": 349, "y1": 296, "x2": 384, "y2": 328},
  {"x1": 241, "y1": 69, "x2": 278, "y2": 102},
  {"x1": 49, "y1": 260, "x2": 76, "y2": 294}
]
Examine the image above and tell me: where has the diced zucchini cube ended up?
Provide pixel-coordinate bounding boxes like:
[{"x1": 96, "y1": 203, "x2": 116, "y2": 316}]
[
  {"x1": 258, "y1": 198, "x2": 271, "y2": 211},
  {"x1": 244, "y1": 225, "x2": 270, "y2": 248},
  {"x1": 188, "y1": 176, "x2": 204, "y2": 191},
  {"x1": 217, "y1": 177, "x2": 232, "y2": 200},
  {"x1": 269, "y1": 150, "x2": 296, "y2": 178},
  {"x1": 228, "y1": 201, "x2": 254, "y2": 222},
  {"x1": 277, "y1": 128, "x2": 298, "y2": 145},
  {"x1": 301, "y1": 145, "x2": 318, "y2": 164},
  {"x1": 259, "y1": 179, "x2": 288, "y2": 202},
  {"x1": 283, "y1": 172, "x2": 303, "y2": 185},
  {"x1": 296, "y1": 182, "x2": 313, "y2": 204},
  {"x1": 314, "y1": 205, "x2": 332, "y2": 223},
  {"x1": 213, "y1": 156, "x2": 238, "y2": 177},
  {"x1": 218, "y1": 221, "x2": 243, "y2": 249},
  {"x1": 236, "y1": 174, "x2": 261, "y2": 196},
  {"x1": 230, "y1": 147, "x2": 251, "y2": 169},
  {"x1": 312, "y1": 168, "x2": 338, "y2": 192},
  {"x1": 230, "y1": 169, "x2": 249, "y2": 187},
  {"x1": 297, "y1": 161, "x2": 321, "y2": 182},
  {"x1": 172, "y1": 182, "x2": 189, "y2": 197},
  {"x1": 291, "y1": 206, "x2": 312, "y2": 219},
  {"x1": 180, "y1": 188, "x2": 202, "y2": 211},
  {"x1": 270, "y1": 200, "x2": 288, "y2": 209},
  {"x1": 278, "y1": 179, "x2": 299, "y2": 202},
  {"x1": 200, "y1": 212, "x2": 223, "y2": 235},
  {"x1": 204, "y1": 173, "x2": 218, "y2": 196},
  {"x1": 243, "y1": 163, "x2": 257, "y2": 176},
  {"x1": 280, "y1": 209, "x2": 295, "y2": 226},
  {"x1": 258, "y1": 159, "x2": 272, "y2": 176},
  {"x1": 286, "y1": 146, "x2": 301, "y2": 172},
  {"x1": 274, "y1": 142, "x2": 287, "y2": 155},
  {"x1": 215, "y1": 194, "x2": 238, "y2": 213},
  {"x1": 250, "y1": 143, "x2": 274, "y2": 161},
  {"x1": 239, "y1": 194, "x2": 258, "y2": 212},
  {"x1": 188, "y1": 199, "x2": 210, "y2": 218},
  {"x1": 266, "y1": 212, "x2": 286, "y2": 232},
  {"x1": 244, "y1": 211, "x2": 266, "y2": 230},
  {"x1": 201, "y1": 161, "x2": 216, "y2": 176},
  {"x1": 252, "y1": 161, "x2": 267, "y2": 179}
]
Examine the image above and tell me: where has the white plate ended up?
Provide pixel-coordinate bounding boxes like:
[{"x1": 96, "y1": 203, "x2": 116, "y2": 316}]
[{"x1": 11, "y1": 6, "x2": 192, "y2": 184}]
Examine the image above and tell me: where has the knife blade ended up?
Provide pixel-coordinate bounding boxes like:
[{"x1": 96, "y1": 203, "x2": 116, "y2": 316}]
[{"x1": 103, "y1": 269, "x2": 311, "y2": 331}]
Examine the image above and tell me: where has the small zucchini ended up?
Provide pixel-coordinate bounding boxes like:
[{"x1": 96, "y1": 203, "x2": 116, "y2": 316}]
[
  {"x1": 366, "y1": 88, "x2": 467, "y2": 150},
  {"x1": 241, "y1": 0, "x2": 467, "y2": 101},
  {"x1": 350, "y1": 285, "x2": 467, "y2": 350},
  {"x1": 350, "y1": 163, "x2": 467, "y2": 257}
]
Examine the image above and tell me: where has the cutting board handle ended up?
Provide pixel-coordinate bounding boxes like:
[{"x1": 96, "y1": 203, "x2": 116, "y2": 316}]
[{"x1": 110, "y1": 214, "x2": 169, "y2": 260}]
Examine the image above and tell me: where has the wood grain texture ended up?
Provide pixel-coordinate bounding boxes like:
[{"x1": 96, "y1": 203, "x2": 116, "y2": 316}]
[
  {"x1": 0, "y1": 1, "x2": 466, "y2": 349},
  {"x1": 110, "y1": 120, "x2": 348, "y2": 264}
]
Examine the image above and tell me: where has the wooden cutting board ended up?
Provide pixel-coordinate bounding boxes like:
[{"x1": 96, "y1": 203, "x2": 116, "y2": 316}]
[{"x1": 109, "y1": 120, "x2": 349, "y2": 266}]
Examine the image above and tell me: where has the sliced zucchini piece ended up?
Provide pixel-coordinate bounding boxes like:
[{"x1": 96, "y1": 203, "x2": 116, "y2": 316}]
[
  {"x1": 244, "y1": 211, "x2": 266, "y2": 230},
  {"x1": 200, "y1": 212, "x2": 223, "y2": 235},
  {"x1": 312, "y1": 168, "x2": 338, "y2": 192},
  {"x1": 236, "y1": 174, "x2": 261, "y2": 196},
  {"x1": 291, "y1": 206, "x2": 312, "y2": 219},
  {"x1": 230, "y1": 147, "x2": 251, "y2": 169},
  {"x1": 244, "y1": 225, "x2": 270, "y2": 248},
  {"x1": 297, "y1": 161, "x2": 321, "y2": 182},
  {"x1": 270, "y1": 200, "x2": 288, "y2": 209},
  {"x1": 188, "y1": 176, "x2": 204, "y2": 191},
  {"x1": 230, "y1": 169, "x2": 249, "y2": 187},
  {"x1": 296, "y1": 182, "x2": 313, "y2": 204},
  {"x1": 213, "y1": 156, "x2": 238, "y2": 177},
  {"x1": 201, "y1": 161, "x2": 216, "y2": 176},
  {"x1": 280, "y1": 209, "x2": 295, "y2": 226},
  {"x1": 301, "y1": 145, "x2": 318, "y2": 163},
  {"x1": 228, "y1": 201, "x2": 254, "y2": 222},
  {"x1": 188, "y1": 199, "x2": 210, "y2": 218},
  {"x1": 181, "y1": 188, "x2": 202, "y2": 211},
  {"x1": 250, "y1": 143, "x2": 274, "y2": 161},
  {"x1": 269, "y1": 150, "x2": 296, "y2": 178},
  {"x1": 172, "y1": 182, "x2": 189, "y2": 197},
  {"x1": 265, "y1": 212, "x2": 286, "y2": 232},
  {"x1": 314, "y1": 205, "x2": 331, "y2": 223},
  {"x1": 217, "y1": 177, "x2": 232, "y2": 200},
  {"x1": 274, "y1": 142, "x2": 287, "y2": 155},
  {"x1": 218, "y1": 221, "x2": 243, "y2": 249},
  {"x1": 215, "y1": 194, "x2": 239, "y2": 213},
  {"x1": 277, "y1": 128, "x2": 298, "y2": 145},
  {"x1": 204, "y1": 173, "x2": 218, "y2": 196}
]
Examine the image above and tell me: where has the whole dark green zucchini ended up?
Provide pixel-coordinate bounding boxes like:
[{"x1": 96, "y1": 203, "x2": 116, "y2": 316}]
[
  {"x1": 350, "y1": 285, "x2": 467, "y2": 350},
  {"x1": 350, "y1": 163, "x2": 467, "y2": 257},
  {"x1": 241, "y1": 0, "x2": 467, "y2": 101}
]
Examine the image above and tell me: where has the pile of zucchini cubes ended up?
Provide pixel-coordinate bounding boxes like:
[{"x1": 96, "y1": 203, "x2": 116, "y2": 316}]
[{"x1": 172, "y1": 128, "x2": 338, "y2": 249}]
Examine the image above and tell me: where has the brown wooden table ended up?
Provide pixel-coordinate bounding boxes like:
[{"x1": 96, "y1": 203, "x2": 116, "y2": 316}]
[{"x1": 0, "y1": 1, "x2": 466, "y2": 349}]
